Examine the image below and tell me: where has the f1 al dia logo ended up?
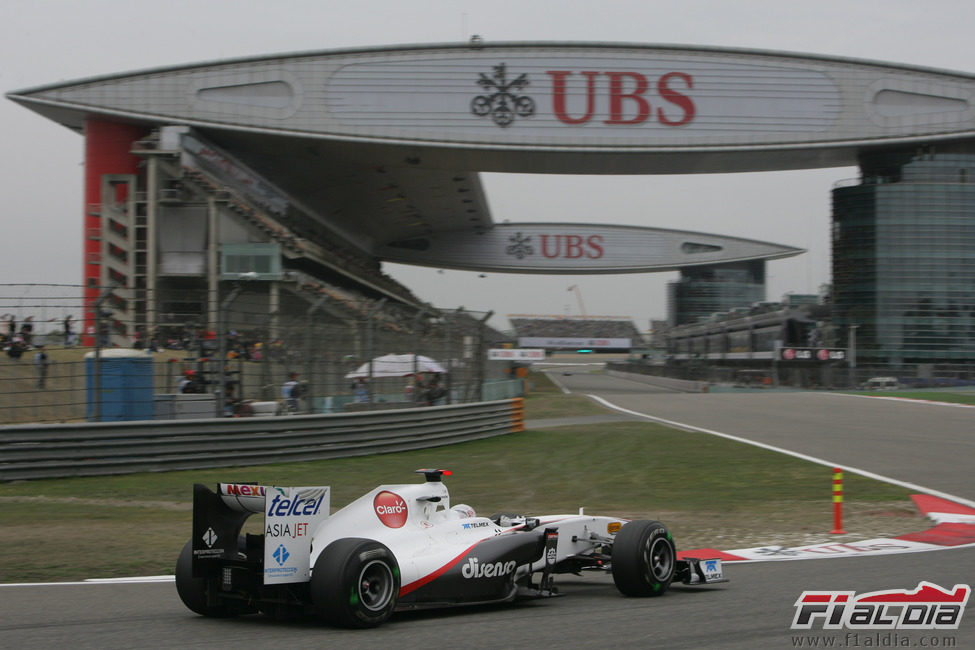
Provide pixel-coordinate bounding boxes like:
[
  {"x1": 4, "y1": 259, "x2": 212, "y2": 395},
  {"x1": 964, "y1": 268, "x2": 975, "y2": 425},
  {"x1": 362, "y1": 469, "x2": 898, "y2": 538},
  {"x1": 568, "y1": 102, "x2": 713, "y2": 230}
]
[
  {"x1": 471, "y1": 63, "x2": 535, "y2": 128},
  {"x1": 792, "y1": 581, "x2": 970, "y2": 630}
]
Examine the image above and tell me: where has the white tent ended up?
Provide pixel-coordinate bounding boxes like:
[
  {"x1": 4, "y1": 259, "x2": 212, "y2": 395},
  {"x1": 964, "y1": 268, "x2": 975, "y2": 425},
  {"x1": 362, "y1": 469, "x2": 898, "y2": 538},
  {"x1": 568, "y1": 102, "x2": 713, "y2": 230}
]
[{"x1": 345, "y1": 354, "x2": 447, "y2": 379}]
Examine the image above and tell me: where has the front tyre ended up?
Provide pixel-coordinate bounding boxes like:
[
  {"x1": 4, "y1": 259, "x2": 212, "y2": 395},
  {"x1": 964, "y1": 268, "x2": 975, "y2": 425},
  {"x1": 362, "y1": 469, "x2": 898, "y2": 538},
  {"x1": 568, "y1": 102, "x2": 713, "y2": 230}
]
[
  {"x1": 175, "y1": 540, "x2": 232, "y2": 617},
  {"x1": 310, "y1": 538, "x2": 400, "y2": 628},
  {"x1": 611, "y1": 520, "x2": 676, "y2": 597}
]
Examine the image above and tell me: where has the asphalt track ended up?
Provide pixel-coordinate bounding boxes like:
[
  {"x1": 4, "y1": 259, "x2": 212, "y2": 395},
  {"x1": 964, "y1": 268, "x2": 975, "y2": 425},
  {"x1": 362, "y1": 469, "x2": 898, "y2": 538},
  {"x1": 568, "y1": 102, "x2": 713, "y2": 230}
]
[
  {"x1": 2, "y1": 367, "x2": 973, "y2": 649},
  {"x1": 550, "y1": 367, "x2": 975, "y2": 504}
]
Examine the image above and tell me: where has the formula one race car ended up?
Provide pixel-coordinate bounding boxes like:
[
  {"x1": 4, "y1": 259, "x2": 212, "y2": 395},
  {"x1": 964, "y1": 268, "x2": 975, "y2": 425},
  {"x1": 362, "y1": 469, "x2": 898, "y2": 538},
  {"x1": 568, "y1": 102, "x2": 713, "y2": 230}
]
[{"x1": 176, "y1": 469, "x2": 726, "y2": 628}]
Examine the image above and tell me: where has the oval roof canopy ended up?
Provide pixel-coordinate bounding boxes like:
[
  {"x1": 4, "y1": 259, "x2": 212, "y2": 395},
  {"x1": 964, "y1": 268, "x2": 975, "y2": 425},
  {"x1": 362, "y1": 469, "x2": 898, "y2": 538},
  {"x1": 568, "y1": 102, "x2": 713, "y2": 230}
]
[
  {"x1": 12, "y1": 41, "x2": 969, "y2": 270},
  {"x1": 10, "y1": 41, "x2": 975, "y2": 175},
  {"x1": 379, "y1": 223, "x2": 803, "y2": 274}
]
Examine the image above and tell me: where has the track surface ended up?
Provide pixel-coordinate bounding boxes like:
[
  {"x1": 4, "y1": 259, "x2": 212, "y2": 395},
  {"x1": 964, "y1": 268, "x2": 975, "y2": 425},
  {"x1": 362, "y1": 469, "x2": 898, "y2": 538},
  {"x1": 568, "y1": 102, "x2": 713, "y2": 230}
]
[
  {"x1": 554, "y1": 368, "x2": 975, "y2": 503},
  {"x1": 2, "y1": 368, "x2": 973, "y2": 649}
]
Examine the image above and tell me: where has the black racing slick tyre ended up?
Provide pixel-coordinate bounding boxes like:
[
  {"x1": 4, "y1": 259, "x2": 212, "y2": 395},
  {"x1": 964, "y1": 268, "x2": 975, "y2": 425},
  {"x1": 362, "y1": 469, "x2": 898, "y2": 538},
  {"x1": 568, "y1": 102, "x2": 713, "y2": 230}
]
[
  {"x1": 175, "y1": 540, "x2": 232, "y2": 617},
  {"x1": 611, "y1": 520, "x2": 676, "y2": 597},
  {"x1": 310, "y1": 538, "x2": 400, "y2": 628}
]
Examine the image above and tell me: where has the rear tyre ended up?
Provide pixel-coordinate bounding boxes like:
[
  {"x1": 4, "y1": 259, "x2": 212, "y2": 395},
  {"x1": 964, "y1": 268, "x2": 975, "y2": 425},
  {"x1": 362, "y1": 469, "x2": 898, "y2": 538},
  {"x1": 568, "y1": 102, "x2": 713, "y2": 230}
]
[
  {"x1": 310, "y1": 538, "x2": 399, "y2": 628},
  {"x1": 175, "y1": 540, "x2": 232, "y2": 617},
  {"x1": 611, "y1": 520, "x2": 676, "y2": 597}
]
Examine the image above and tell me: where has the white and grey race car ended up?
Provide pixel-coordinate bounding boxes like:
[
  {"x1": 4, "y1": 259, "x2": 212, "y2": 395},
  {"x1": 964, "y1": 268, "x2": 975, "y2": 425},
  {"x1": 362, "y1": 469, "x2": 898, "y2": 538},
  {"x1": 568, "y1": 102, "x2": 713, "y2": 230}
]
[{"x1": 176, "y1": 469, "x2": 726, "y2": 628}]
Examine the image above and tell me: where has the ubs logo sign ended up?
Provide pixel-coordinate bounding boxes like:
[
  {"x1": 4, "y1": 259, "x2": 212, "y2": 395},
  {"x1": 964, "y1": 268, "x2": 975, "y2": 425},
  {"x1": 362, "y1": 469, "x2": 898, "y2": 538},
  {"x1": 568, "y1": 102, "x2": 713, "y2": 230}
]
[
  {"x1": 506, "y1": 232, "x2": 534, "y2": 259},
  {"x1": 471, "y1": 63, "x2": 536, "y2": 128},
  {"x1": 472, "y1": 62, "x2": 696, "y2": 128},
  {"x1": 505, "y1": 232, "x2": 605, "y2": 261}
]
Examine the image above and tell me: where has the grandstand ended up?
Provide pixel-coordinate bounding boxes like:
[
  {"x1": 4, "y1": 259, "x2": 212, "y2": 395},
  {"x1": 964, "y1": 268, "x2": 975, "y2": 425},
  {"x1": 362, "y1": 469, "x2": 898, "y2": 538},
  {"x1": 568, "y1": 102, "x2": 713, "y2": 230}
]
[
  {"x1": 662, "y1": 299, "x2": 832, "y2": 361},
  {"x1": 105, "y1": 128, "x2": 435, "y2": 342},
  {"x1": 508, "y1": 315, "x2": 644, "y2": 351}
]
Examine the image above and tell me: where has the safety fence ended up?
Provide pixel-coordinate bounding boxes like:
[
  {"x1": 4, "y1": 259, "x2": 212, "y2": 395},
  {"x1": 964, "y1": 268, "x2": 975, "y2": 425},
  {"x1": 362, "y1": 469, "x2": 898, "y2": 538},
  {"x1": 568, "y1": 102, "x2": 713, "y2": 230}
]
[
  {"x1": 1, "y1": 283, "x2": 511, "y2": 425},
  {"x1": 0, "y1": 398, "x2": 525, "y2": 481}
]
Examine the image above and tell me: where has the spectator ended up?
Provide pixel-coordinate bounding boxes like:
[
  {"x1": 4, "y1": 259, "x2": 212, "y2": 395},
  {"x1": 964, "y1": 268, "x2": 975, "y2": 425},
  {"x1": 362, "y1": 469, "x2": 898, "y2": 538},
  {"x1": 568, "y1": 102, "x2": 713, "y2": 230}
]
[
  {"x1": 146, "y1": 328, "x2": 160, "y2": 352},
  {"x1": 6, "y1": 333, "x2": 25, "y2": 360},
  {"x1": 282, "y1": 372, "x2": 303, "y2": 413},
  {"x1": 223, "y1": 382, "x2": 240, "y2": 417},
  {"x1": 63, "y1": 315, "x2": 76, "y2": 347},
  {"x1": 97, "y1": 311, "x2": 112, "y2": 347},
  {"x1": 20, "y1": 316, "x2": 34, "y2": 347},
  {"x1": 424, "y1": 375, "x2": 447, "y2": 406},
  {"x1": 353, "y1": 378, "x2": 370, "y2": 403},
  {"x1": 178, "y1": 369, "x2": 203, "y2": 394},
  {"x1": 33, "y1": 345, "x2": 49, "y2": 388}
]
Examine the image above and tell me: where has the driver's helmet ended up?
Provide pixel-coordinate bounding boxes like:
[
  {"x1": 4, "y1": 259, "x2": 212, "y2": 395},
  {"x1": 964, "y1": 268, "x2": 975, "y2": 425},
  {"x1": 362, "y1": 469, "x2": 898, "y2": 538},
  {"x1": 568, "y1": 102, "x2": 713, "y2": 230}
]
[
  {"x1": 450, "y1": 504, "x2": 476, "y2": 519},
  {"x1": 498, "y1": 514, "x2": 527, "y2": 527}
]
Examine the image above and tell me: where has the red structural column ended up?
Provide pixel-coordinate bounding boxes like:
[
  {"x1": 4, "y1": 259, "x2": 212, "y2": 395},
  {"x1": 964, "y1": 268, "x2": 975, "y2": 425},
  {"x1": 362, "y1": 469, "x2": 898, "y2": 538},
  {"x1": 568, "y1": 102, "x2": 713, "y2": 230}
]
[
  {"x1": 830, "y1": 467, "x2": 846, "y2": 534},
  {"x1": 82, "y1": 120, "x2": 146, "y2": 345}
]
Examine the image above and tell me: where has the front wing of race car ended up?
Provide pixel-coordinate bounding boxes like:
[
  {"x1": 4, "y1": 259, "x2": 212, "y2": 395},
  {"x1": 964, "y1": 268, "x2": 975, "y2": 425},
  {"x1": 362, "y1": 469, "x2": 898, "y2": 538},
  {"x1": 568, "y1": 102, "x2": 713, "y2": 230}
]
[{"x1": 503, "y1": 513, "x2": 727, "y2": 594}]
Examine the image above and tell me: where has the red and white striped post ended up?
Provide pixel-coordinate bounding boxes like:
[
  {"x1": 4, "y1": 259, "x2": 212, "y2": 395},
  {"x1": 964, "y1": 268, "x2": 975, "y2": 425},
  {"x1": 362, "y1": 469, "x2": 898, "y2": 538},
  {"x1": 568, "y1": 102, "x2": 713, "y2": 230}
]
[{"x1": 830, "y1": 467, "x2": 847, "y2": 534}]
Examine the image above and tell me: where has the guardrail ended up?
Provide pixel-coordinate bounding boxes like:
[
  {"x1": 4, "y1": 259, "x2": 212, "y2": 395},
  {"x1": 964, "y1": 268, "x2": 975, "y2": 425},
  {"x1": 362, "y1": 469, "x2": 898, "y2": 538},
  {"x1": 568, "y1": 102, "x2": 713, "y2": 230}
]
[{"x1": 0, "y1": 399, "x2": 524, "y2": 481}]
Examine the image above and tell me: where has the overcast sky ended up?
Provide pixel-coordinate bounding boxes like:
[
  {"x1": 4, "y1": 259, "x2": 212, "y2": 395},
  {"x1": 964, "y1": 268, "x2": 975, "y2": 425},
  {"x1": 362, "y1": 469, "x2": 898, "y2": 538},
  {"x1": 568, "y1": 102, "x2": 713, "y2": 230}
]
[{"x1": 3, "y1": 0, "x2": 975, "y2": 331}]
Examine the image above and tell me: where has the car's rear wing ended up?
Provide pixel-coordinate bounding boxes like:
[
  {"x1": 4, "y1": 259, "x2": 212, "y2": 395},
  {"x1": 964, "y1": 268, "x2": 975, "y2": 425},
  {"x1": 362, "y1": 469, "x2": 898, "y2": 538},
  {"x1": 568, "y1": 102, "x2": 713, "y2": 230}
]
[{"x1": 191, "y1": 482, "x2": 330, "y2": 586}]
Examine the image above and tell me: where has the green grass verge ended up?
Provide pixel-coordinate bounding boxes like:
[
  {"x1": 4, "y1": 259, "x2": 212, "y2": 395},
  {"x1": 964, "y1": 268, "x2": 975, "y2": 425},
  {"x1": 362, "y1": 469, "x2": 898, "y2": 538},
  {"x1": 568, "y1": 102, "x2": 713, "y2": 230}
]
[
  {"x1": 0, "y1": 370, "x2": 917, "y2": 582},
  {"x1": 521, "y1": 367, "x2": 615, "y2": 418}
]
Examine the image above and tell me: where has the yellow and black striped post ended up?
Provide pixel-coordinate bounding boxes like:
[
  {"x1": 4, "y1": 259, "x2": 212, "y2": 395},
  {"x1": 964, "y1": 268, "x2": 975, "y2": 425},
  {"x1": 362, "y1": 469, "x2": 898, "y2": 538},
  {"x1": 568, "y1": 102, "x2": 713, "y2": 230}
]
[{"x1": 830, "y1": 467, "x2": 846, "y2": 534}]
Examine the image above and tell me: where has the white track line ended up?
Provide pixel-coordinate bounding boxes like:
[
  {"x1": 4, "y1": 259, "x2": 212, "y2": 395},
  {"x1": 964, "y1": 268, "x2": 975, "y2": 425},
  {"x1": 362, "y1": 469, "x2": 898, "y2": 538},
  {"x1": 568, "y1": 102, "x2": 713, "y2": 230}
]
[
  {"x1": 827, "y1": 392, "x2": 975, "y2": 408},
  {"x1": 0, "y1": 576, "x2": 175, "y2": 587},
  {"x1": 586, "y1": 393, "x2": 975, "y2": 510}
]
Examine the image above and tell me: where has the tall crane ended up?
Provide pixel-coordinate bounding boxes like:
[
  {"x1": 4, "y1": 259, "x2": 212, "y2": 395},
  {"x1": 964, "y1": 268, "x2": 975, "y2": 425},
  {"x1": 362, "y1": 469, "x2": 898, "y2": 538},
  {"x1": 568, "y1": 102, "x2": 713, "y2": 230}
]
[{"x1": 567, "y1": 285, "x2": 587, "y2": 317}]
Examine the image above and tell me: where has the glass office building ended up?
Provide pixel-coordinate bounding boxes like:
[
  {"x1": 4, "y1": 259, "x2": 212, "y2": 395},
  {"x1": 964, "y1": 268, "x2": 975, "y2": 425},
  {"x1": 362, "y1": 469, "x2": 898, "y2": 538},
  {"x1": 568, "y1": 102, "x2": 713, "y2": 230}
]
[
  {"x1": 667, "y1": 261, "x2": 766, "y2": 326},
  {"x1": 832, "y1": 149, "x2": 975, "y2": 365}
]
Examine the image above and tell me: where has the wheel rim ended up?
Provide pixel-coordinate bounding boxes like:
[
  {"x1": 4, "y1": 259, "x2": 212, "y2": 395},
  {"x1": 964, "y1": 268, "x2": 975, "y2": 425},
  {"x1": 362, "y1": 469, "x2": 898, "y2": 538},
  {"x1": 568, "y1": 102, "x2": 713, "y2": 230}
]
[
  {"x1": 357, "y1": 560, "x2": 394, "y2": 611},
  {"x1": 648, "y1": 537, "x2": 674, "y2": 581}
]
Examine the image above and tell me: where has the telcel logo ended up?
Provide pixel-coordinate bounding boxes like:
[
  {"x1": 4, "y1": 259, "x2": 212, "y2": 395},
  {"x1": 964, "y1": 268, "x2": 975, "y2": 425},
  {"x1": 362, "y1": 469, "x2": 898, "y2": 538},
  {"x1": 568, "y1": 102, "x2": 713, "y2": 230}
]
[{"x1": 373, "y1": 491, "x2": 408, "y2": 528}]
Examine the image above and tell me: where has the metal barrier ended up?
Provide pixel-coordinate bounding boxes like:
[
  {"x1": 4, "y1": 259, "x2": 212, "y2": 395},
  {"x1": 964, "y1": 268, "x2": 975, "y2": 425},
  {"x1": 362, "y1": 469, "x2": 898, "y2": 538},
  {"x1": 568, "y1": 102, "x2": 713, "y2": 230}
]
[{"x1": 0, "y1": 399, "x2": 522, "y2": 481}]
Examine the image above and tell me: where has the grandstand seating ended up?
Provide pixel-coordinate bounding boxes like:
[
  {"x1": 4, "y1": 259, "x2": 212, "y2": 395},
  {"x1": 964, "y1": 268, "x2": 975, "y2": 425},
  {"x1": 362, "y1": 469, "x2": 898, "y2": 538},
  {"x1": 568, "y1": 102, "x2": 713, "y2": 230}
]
[
  {"x1": 509, "y1": 316, "x2": 644, "y2": 344},
  {"x1": 178, "y1": 155, "x2": 431, "y2": 332}
]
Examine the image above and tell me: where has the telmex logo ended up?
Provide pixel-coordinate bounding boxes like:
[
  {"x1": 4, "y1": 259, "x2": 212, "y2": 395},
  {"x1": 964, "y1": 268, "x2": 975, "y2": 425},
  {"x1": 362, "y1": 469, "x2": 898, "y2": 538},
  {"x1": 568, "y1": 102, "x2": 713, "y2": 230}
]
[
  {"x1": 221, "y1": 483, "x2": 266, "y2": 497},
  {"x1": 373, "y1": 491, "x2": 408, "y2": 528},
  {"x1": 792, "y1": 582, "x2": 970, "y2": 630}
]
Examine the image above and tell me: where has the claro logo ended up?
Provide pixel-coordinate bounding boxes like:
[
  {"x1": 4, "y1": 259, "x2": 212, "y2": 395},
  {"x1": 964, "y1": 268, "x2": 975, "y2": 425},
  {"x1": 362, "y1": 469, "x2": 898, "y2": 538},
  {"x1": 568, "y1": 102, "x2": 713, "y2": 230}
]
[{"x1": 373, "y1": 491, "x2": 408, "y2": 528}]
